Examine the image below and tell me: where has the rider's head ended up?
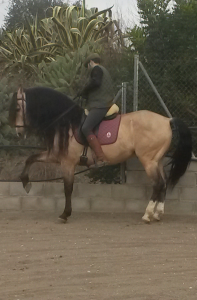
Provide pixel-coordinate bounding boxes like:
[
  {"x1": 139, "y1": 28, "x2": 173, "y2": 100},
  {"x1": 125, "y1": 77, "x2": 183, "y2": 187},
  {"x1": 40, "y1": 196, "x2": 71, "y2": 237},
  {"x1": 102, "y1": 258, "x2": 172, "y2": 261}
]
[{"x1": 84, "y1": 53, "x2": 101, "y2": 69}]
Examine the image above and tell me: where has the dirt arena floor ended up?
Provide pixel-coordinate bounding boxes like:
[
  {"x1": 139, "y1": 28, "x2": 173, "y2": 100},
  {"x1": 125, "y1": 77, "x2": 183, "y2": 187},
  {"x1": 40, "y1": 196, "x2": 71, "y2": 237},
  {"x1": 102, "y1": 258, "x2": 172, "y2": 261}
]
[{"x1": 0, "y1": 211, "x2": 197, "y2": 300}]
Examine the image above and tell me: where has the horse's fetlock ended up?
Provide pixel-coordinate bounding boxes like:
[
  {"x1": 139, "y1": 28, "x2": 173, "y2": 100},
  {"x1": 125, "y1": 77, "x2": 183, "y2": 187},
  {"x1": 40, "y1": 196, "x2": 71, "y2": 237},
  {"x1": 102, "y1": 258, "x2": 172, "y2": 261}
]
[
  {"x1": 153, "y1": 212, "x2": 161, "y2": 221},
  {"x1": 156, "y1": 202, "x2": 164, "y2": 215},
  {"x1": 66, "y1": 210, "x2": 72, "y2": 217},
  {"x1": 142, "y1": 213, "x2": 151, "y2": 223}
]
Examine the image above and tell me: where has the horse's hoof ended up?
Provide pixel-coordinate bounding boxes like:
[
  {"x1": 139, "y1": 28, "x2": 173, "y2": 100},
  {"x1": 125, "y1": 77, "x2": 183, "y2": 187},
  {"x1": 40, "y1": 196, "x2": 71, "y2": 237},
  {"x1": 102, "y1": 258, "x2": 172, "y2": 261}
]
[
  {"x1": 24, "y1": 182, "x2": 32, "y2": 194},
  {"x1": 153, "y1": 212, "x2": 161, "y2": 221},
  {"x1": 20, "y1": 175, "x2": 29, "y2": 188},
  {"x1": 58, "y1": 213, "x2": 68, "y2": 223},
  {"x1": 142, "y1": 214, "x2": 151, "y2": 223},
  {"x1": 58, "y1": 217, "x2": 67, "y2": 223}
]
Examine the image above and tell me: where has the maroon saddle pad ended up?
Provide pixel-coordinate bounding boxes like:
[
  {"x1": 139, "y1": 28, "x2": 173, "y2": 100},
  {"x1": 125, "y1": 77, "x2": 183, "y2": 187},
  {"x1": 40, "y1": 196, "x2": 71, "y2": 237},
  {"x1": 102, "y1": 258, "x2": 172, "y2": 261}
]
[{"x1": 74, "y1": 114, "x2": 121, "y2": 145}]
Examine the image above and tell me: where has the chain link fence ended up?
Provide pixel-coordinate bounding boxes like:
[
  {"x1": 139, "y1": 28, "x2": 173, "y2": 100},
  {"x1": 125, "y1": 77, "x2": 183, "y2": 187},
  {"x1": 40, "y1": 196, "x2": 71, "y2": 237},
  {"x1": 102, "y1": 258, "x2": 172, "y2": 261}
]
[
  {"x1": 3, "y1": 54, "x2": 197, "y2": 184},
  {"x1": 125, "y1": 55, "x2": 197, "y2": 157}
]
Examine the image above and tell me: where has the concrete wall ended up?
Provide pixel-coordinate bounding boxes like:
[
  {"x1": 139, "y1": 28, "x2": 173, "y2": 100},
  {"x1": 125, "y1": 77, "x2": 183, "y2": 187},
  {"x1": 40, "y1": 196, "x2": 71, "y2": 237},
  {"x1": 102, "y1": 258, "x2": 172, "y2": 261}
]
[
  {"x1": 0, "y1": 157, "x2": 197, "y2": 215},
  {"x1": 0, "y1": 181, "x2": 147, "y2": 214}
]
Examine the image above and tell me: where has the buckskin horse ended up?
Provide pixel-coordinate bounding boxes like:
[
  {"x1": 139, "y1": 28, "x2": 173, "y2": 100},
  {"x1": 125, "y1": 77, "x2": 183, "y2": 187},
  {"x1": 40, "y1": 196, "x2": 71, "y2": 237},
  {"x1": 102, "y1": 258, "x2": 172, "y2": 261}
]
[{"x1": 9, "y1": 86, "x2": 192, "y2": 223}]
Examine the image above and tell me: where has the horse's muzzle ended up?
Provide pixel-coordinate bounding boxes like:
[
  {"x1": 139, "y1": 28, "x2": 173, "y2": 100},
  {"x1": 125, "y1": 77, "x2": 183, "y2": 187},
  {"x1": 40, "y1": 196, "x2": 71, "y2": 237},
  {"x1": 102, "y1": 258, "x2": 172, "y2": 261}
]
[{"x1": 16, "y1": 126, "x2": 26, "y2": 138}]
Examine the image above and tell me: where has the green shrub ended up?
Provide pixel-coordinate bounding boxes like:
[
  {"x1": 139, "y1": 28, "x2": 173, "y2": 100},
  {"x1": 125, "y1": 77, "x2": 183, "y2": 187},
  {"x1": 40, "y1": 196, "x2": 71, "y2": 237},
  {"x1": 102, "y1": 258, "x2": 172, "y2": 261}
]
[{"x1": 35, "y1": 42, "x2": 102, "y2": 95}]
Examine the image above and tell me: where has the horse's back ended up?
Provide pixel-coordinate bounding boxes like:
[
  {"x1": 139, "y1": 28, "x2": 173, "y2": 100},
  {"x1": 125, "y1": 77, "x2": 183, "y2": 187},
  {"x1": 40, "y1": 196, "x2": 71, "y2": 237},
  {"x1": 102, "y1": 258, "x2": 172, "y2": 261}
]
[{"x1": 129, "y1": 110, "x2": 170, "y2": 130}]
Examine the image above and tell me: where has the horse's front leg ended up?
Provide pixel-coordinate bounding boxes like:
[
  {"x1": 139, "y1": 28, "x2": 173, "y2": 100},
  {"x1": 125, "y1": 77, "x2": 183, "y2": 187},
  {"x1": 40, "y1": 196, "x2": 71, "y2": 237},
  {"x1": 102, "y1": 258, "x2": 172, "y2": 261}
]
[
  {"x1": 20, "y1": 151, "x2": 57, "y2": 193},
  {"x1": 59, "y1": 162, "x2": 75, "y2": 222},
  {"x1": 21, "y1": 153, "x2": 42, "y2": 193}
]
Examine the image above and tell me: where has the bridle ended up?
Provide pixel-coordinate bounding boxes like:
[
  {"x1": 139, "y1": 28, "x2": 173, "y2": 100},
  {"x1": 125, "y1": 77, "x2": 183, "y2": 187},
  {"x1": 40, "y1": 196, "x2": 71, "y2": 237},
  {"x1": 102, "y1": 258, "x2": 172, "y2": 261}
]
[
  {"x1": 15, "y1": 91, "x2": 27, "y2": 129},
  {"x1": 14, "y1": 89, "x2": 79, "y2": 131}
]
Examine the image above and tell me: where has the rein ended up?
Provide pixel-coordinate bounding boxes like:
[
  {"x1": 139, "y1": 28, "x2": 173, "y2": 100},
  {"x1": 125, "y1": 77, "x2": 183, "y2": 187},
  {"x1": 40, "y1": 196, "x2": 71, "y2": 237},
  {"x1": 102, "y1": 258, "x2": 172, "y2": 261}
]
[
  {"x1": 0, "y1": 166, "x2": 91, "y2": 183},
  {"x1": 16, "y1": 92, "x2": 79, "y2": 131},
  {"x1": 43, "y1": 102, "x2": 78, "y2": 131},
  {"x1": 43, "y1": 95, "x2": 79, "y2": 131}
]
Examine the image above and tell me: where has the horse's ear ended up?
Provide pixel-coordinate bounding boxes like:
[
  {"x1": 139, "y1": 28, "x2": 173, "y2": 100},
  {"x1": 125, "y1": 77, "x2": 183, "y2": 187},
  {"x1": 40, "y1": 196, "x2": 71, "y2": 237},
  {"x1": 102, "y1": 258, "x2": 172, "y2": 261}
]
[{"x1": 17, "y1": 85, "x2": 24, "y2": 99}]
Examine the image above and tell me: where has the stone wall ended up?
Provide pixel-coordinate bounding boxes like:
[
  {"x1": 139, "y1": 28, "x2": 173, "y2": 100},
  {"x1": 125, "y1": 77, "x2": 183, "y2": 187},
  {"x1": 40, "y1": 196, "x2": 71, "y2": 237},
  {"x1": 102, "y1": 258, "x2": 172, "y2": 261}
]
[
  {"x1": 0, "y1": 157, "x2": 196, "y2": 215},
  {"x1": 0, "y1": 181, "x2": 147, "y2": 214}
]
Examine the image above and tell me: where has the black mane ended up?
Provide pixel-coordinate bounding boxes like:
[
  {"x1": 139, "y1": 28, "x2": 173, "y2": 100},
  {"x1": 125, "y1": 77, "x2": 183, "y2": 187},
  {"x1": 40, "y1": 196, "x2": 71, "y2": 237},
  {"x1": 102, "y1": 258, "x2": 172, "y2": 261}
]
[
  {"x1": 10, "y1": 87, "x2": 84, "y2": 153},
  {"x1": 26, "y1": 87, "x2": 83, "y2": 130}
]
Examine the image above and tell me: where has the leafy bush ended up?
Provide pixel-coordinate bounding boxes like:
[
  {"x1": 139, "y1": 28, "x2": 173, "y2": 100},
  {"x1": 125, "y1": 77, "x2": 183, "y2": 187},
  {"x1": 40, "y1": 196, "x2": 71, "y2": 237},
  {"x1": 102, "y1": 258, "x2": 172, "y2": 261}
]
[
  {"x1": 0, "y1": 4, "x2": 117, "y2": 77},
  {"x1": 0, "y1": 77, "x2": 16, "y2": 145},
  {"x1": 0, "y1": 18, "x2": 62, "y2": 77},
  {"x1": 86, "y1": 164, "x2": 120, "y2": 184},
  {"x1": 35, "y1": 42, "x2": 102, "y2": 95}
]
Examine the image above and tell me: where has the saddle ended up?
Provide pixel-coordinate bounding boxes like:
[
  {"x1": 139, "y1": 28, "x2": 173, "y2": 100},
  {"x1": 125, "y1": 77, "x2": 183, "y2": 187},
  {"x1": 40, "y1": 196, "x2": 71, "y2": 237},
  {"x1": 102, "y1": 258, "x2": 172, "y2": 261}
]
[
  {"x1": 74, "y1": 104, "x2": 121, "y2": 145},
  {"x1": 74, "y1": 104, "x2": 121, "y2": 164}
]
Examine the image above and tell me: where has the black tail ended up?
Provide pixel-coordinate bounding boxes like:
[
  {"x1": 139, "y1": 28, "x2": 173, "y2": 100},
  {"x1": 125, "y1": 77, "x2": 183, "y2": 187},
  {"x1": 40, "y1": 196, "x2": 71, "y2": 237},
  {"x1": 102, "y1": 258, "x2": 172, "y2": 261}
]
[{"x1": 167, "y1": 118, "x2": 192, "y2": 189}]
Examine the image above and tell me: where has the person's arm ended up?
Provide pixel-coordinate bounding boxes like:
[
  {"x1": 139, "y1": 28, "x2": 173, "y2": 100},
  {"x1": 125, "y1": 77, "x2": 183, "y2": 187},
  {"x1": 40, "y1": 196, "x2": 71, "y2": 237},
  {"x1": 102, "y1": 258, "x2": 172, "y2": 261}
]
[{"x1": 80, "y1": 66, "x2": 103, "y2": 98}]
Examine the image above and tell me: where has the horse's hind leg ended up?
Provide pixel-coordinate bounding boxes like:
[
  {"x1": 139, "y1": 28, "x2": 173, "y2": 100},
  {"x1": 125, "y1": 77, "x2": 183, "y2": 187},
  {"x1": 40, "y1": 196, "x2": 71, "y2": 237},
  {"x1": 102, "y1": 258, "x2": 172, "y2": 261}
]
[
  {"x1": 142, "y1": 161, "x2": 166, "y2": 223},
  {"x1": 153, "y1": 162, "x2": 167, "y2": 221}
]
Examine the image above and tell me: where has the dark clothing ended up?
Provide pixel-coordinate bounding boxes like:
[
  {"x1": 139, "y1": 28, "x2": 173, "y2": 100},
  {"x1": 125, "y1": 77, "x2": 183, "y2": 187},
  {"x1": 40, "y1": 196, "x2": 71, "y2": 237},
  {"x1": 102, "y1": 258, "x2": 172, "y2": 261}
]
[
  {"x1": 81, "y1": 65, "x2": 114, "y2": 110},
  {"x1": 81, "y1": 66, "x2": 103, "y2": 97},
  {"x1": 81, "y1": 107, "x2": 109, "y2": 137},
  {"x1": 80, "y1": 64, "x2": 114, "y2": 141}
]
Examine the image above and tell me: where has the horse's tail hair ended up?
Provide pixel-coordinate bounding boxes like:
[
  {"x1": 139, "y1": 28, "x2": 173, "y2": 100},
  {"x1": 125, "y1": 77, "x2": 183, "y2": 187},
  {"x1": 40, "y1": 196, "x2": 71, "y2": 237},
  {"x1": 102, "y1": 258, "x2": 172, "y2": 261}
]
[{"x1": 167, "y1": 118, "x2": 192, "y2": 190}]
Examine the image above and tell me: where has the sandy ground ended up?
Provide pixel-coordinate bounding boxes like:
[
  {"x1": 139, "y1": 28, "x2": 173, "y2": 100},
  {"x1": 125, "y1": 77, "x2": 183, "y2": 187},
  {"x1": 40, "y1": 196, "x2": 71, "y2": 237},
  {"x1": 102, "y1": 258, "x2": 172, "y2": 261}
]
[{"x1": 0, "y1": 211, "x2": 197, "y2": 300}]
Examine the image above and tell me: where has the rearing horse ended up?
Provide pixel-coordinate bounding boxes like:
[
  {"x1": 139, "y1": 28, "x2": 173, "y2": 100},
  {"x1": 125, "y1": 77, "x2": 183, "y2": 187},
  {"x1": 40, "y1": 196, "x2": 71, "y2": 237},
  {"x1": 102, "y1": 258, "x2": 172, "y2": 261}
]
[{"x1": 9, "y1": 86, "x2": 192, "y2": 223}]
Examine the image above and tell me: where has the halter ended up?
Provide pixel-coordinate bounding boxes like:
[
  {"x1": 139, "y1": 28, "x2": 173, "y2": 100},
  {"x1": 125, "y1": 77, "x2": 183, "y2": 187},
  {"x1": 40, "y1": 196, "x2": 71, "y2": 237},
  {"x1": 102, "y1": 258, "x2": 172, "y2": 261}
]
[{"x1": 16, "y1": 91, "x2": 27, "y2": 128}]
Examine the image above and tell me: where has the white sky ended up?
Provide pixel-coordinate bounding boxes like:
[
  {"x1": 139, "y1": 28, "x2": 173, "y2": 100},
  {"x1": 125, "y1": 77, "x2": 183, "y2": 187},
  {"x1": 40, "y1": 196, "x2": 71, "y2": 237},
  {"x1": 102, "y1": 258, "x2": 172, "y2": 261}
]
[
  {"x1": 86, "y1": 0, "x2": 140, "y2": 28},
  {"x1": 0, "y1": 0, "x2": 8, "y2": 26},
  {"x1": 0, "y1": 0, "x2": 140, "y2": 27}
]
